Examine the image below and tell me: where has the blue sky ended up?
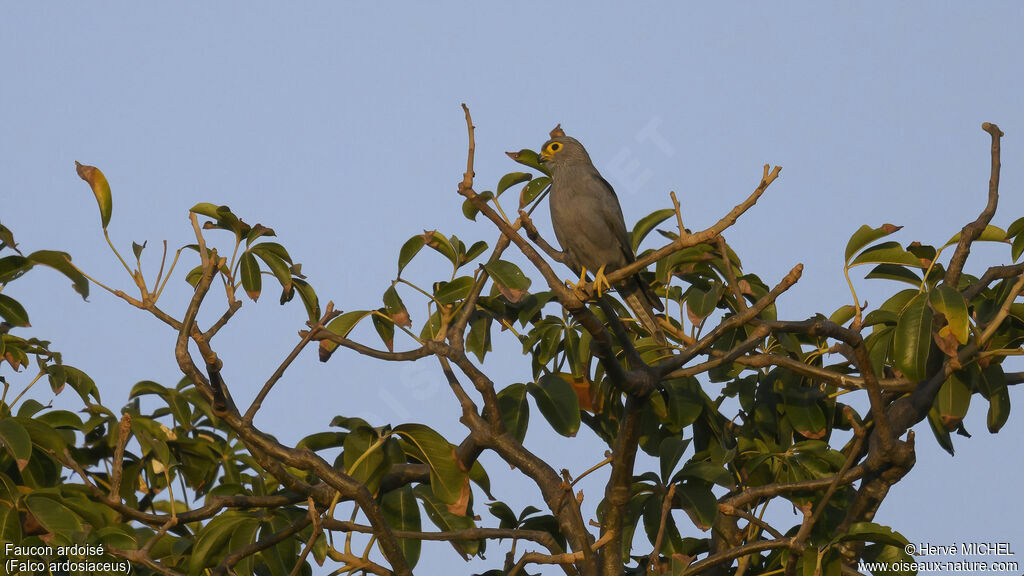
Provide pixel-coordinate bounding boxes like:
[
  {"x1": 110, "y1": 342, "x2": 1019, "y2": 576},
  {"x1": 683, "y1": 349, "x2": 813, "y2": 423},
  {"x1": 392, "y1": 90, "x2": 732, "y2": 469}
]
[{"x1": 4, "y1": 4, "x2": 1024, "y2": 574}]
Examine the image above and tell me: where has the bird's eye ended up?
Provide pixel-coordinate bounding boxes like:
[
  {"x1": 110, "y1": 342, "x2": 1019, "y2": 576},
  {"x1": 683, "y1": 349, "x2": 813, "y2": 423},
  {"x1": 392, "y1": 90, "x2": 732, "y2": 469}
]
[{"x1": 550, "y1": 143, "x2": 561, "y2": 152}]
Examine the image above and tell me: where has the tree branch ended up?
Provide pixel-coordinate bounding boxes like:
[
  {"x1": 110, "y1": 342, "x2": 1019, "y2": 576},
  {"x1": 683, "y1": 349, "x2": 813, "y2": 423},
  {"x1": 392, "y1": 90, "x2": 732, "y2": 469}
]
[{"x1": 944, "y1": 122, "x2": 1002, "y2": 287}]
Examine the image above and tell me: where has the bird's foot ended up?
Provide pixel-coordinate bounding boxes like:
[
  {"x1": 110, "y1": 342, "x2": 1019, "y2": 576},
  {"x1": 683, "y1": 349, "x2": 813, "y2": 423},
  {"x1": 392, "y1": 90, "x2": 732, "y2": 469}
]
[
  {"x1": 566, "y1": 268, "x2": 591, "y2": 301},
  {"x1": 591, "y1": 265, "x2": 611, "y2": 297},
  {"x1": 565, "y1": 266, "x2": 612, "y2": 300}
]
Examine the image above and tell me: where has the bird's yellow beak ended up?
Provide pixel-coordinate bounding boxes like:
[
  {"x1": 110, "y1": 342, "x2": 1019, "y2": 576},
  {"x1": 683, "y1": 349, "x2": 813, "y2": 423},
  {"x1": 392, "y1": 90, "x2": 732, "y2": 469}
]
[{"x1": 539, "y1": 149, "x2": 552, "y2": 162}]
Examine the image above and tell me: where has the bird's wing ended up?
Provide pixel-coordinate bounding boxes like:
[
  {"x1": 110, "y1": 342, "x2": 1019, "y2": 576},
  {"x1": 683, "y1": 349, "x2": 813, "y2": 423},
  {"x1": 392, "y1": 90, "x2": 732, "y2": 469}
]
[
  {"x1": 595, "y1": 174, "x2": 637, "y2": 265},
  {"x1": 594, "y1": 173, "x2": 664, "y2": 313}
]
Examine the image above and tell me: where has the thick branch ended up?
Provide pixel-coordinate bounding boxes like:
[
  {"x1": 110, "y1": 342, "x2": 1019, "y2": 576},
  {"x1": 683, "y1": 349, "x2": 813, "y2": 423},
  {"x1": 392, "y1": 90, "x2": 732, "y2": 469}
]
[
  {"x1": 600, "y1": 396, "x2": 644, "y2": 574},
  {"x1": 944, "y1": 122, "x2": 1002, "y2": 287}
]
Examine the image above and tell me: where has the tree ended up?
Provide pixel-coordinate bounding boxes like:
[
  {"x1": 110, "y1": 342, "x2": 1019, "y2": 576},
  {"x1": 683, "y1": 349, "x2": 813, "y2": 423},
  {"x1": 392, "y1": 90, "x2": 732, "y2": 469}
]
[{"x1": 0, "y1": 112, "x2": 1019, "y2": 576}]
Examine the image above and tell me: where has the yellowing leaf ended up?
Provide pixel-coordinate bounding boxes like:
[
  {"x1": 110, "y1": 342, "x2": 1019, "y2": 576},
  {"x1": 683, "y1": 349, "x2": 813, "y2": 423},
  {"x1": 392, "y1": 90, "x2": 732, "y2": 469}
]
[
  {"x1": 75, "y1": 161, "x2": 112, "y2": 229},
  {"x1": 929, "y1": 284, "x2": 969, "y2": 345}
]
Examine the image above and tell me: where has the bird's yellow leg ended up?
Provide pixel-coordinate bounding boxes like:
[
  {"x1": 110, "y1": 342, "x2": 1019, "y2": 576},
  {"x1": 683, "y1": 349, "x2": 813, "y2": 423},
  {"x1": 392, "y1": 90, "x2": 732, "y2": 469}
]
[
  {"x1": 591, "y1": 265, "x2": 611, "y2": 297},
  {"x1": 565, "y1": 267, "x2": 590, "y2": 300}
]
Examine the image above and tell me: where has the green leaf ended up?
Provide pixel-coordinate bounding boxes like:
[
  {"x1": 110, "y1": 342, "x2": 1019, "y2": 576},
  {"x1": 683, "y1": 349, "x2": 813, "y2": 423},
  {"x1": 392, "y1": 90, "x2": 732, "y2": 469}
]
[
  {"x1": 189, "y1": 202, "x2": 221, "y2": 219},
  {"x1": 675, "y1": 482, "x2": 717, "y2": 531},
  {"x1": 893, "y1": 292, "x2": 933, "y2": 382},
  {"x1": 676, "y1": 460, "x2": 732, "y2": 488},
  {"x1": 0, "y1": 419, "x2": 32, "y2": 471},
  {"x1": 0, "y1": 223, "x2": 18, "y2": 254},
  {"x1": 506, "y1": 148, "x2": 549, "y2": 175},
  {"x1": 935, "y1": 373, "x2": 970, "y2": 430},
  {"x1": 244, "y1": 223, "x2": 276, "y2": 246},
  {"x1": 828, "y1": 304, "x2": 856, "y2": 327},
  {"x1": 435, "y1": 276, "x2": 475, "y2": 305},
  {"x1": 248, "y1": 241, "x2": 293, "y2": 264},
  {"x1": 413, "y1": 485, "x2": 478, "y2": 556},
  {"x1": 469, "y1": 459, "x2": 492, "y2": 500},
  {"x1": 973, "y1": 364, "x2": 1010, "y2": 433},
  {"x1": 927, "y1": 405, "x2": 955, "y2": 455},
  {"x1": 19, "y1": 417, "x2": 69, "y2": 454},
  {"x1": 834, "y1": 522, "x2": 909, "y2": 547},
  {"x1": 484, "y1": 260, "x2": 532, "y2": 291},
  {"x1": 497, "y1": 383, "x2": 530, "y2": 443},
  {"x1": 987, "y1": 384, "x2": 1011, "y2": 434},
  {"x1": 24, "y1": 494, "x2": 83, "y2": 536},
  {"x1": 190, "y1": 513, "x2": 257, "y2": 573},
  {"x1": 496, "y1": 172, "x2": 532, "y2": 197},
  {"x1": 381, "y1": 486, "x2": 421, "y2": 569},
  {"x1": 487, "y1": 501, "x2": 518, "y2": 528},
  {"x1": 929, "y1": 284, "x2": 969, "y2": 344},
  {"x1": 132, "y1": 240, "x2": 146, "y2": 260},
  {"x1": 631, "y1": 208, "x2": 676, "y2": 253},
  {"x1": 848, "y1": 241, "x2": 922, "y2": 268},
  {"x1": 658, "y1": 437, "x2": 691, "y2": 483},
  {"x1": 520, "y1": 177, "x2": 551, "y2": 207},
  {"x1": 36, "y1": 410, "x2": 84, "y2": 430},
  {"x1": 528, "y1": 374, "x2": 580, "y2": 437},
  {"x1": 422, "y1": 231, "x2": 459, "y2": 268},
  {"x1": 398, "y1": 235, "x2": 425, "y2": 276},
  {"x1": 185, "y1": 264, "x2": 203, "y2": 287},
  {"x1": 464, "y1": 240, "x2": 489, "y2": 264},
  {"x1": 296, "y1": 431, "x2": 347, "y2": 452},
  {"x1": 686, "y1": 283, "x2": 721, "y2": 320},
  {"x1": 372, "y1": 313, "x2": 395, "y2": 352},
  {"x1": 880, "y1": 289, "x2": 920, "y2": 314},
  {"x1": 945, "y1": 224, "x2": 1008, "y2": 247},
  {"x1": 75, "y1": 162, "x2": 113, "y2": 229},
  {"x1": 323, "y1": 310, "x2": 373, "y2": 339},
  {"x1": 62, "y1": 365, "x2": 100, "y2": 404},
  {"x1": 383, "y1": 286, "x2": 411, "y2": 327},
  {"x1": 192, "y1": 204, "x2": 245, "y2": 237},
  {"x1": 1012, "y1": 233, "x2": 1024, "y2": 262},
  {"x1": 292, "y1": 278, "x2": 321, "y2": 323},
  {"x1": 0, "y1": 255, "x2": 31, "y2": 283},
  {"x1": 654, "y1": 245, "x2": 714, "y2": 284},
  {"x1": 0, "y1": 294, "x2": 29, "y2": 327},
  {"x1": 28, "y1": 250, "x2": 89, "y2": 299},
  {"x1": 395, "y1": 423, "x2": 467, "y2": 505},
  {"x1": 132, "y1": 416, "x2": 171, "y2": 465},
  {"x1": 1006, "y1": 216, "x2": 1024, "y2": 239},
  {"x1": 250, "y1": 247, "x2": 291, "y2": 294},
  {"x1": 239, "y1": 252, "x2": 261, "y2": 301},
  {"x1": 466, "y1": 314, "x2": 492, "y2": 362},
  {"x1": 863, "y1": 309, "x2": 897, "y2": 328},
  {"x1": 343, "y1": 427, "x2": 387, "y2": 493},
  {"x1": 620, "y1": 493, "x2": 652, "y2": 558},
  {"x1": 864, "y1": 264, "x2": 921, "y2": 286},
  {"x1": 462, "y1": 191, "x2": 493, "y2": 221},
  {"x1": 663, "y1": 378, "x2": 704, "y2": 430},
  {"x1": 783, "y1": 389, "x2": 827, "y2": 440},
  {"x1": 844, "y1": 224, "x2": 902, "y2": 263},
  {"x1": 131, "y1": 379, "x2": 169, "y2": 398}
]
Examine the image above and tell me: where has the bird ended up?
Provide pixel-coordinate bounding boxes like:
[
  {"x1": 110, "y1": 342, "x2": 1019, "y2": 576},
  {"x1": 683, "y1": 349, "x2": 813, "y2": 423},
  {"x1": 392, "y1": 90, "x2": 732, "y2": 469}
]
[{"x1": 539, "y1": 126, "x2": 667, "y2": 345}]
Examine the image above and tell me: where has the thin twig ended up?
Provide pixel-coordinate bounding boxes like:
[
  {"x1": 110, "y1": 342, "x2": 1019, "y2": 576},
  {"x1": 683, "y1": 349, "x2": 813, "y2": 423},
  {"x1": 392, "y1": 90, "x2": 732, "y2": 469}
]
[
  {"x1": 718, "y1": 504, "x2": 784, "y2": 539},
  {"x1": 604, "y1": 164, "x2": 781, "y2": 288},
  {"x1": 245, "y1": 302, "x2": 338, "y2": 422},
  {"x1": 647, "y1": 483, "x2": 677, "y2": 568}
]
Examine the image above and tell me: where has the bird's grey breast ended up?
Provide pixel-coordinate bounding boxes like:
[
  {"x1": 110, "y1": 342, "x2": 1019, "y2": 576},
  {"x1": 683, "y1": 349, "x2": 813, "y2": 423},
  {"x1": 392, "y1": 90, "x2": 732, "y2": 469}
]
[{"x1": 549, "y1": 165, "x2": 631, "y2": 273}]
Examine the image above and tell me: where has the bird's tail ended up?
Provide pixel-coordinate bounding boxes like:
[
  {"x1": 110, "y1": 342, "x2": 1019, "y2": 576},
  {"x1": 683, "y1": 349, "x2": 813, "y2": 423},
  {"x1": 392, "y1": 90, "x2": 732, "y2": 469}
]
[{"x1": 619, "y1": 278, "x2": 668, "y2": 346}]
